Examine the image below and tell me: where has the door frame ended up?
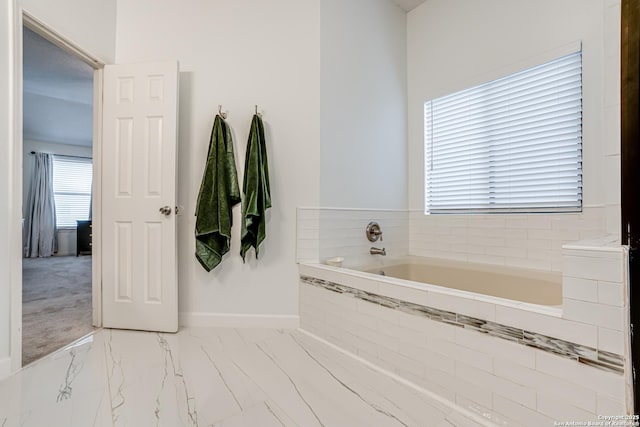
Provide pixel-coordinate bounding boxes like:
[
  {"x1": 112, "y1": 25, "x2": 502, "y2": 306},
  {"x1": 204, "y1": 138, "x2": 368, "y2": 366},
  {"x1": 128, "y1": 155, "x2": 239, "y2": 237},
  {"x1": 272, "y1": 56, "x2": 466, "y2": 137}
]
[{"x1": 11, "y1": 8, "x2": 106, "y2": 371}]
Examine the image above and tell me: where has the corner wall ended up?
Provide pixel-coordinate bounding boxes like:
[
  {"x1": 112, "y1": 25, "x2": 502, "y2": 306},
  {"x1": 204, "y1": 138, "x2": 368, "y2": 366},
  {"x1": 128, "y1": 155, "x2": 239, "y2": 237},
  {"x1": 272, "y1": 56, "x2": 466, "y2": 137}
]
[
  {"x1": 115, "y1": 0, "x2": 321, "y2": 324},
  {"x1": 407, "y1": 0, "x2": 620, "y2": 271},
  {"x1": 320, "y1": 0, "x2": 407, "y2": 210}
]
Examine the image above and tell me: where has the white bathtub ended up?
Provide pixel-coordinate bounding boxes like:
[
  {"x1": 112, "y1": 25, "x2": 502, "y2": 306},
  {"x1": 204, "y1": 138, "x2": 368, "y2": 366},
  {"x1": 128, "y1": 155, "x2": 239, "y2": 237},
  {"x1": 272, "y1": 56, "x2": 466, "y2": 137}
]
[{"x1": 360, "y1": 256, "x2": 562, "y2": 306}]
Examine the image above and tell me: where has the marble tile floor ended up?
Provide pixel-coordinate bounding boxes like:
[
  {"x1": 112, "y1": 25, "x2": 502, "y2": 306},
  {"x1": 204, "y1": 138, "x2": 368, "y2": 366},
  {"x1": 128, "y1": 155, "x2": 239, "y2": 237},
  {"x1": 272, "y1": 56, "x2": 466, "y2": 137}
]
[{"x1": 0, "y1": 327, "x2": 486, "y2": 427}]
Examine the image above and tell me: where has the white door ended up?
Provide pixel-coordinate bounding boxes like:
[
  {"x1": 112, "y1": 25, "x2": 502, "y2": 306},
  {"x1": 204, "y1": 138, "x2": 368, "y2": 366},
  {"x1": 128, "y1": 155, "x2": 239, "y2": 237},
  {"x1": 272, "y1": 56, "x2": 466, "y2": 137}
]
[{"x1": 101, "y1": 61, "x2": 179, "y2": 332}]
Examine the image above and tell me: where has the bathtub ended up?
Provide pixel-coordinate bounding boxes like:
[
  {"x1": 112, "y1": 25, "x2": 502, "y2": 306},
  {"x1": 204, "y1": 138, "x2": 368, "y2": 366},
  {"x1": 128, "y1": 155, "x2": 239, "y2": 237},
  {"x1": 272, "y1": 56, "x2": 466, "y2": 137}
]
[
  {"x1": 298, "y1": 254, "x2": 627, "y2": 425},
  {"x1": 299, "y1": 255, "x2": 564, "y2": 324},
  {"x1": 361, "y1": 257, "x2": 562, "y2": 306}
]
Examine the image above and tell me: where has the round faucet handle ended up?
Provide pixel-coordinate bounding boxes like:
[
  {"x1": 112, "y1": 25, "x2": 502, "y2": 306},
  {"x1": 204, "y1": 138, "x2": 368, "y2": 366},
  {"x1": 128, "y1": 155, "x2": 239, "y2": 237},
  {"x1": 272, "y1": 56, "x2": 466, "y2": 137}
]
[{"x1": 366, "y1": 222, "x2": 383, "y2": 242}]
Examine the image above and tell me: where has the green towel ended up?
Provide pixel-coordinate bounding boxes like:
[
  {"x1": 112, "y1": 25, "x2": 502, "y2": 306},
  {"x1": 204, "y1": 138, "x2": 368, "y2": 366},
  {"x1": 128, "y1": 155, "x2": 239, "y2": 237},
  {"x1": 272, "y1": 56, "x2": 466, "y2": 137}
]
[
  {"x1": 195, "y1": 114, "x2": 241, "y2": 271},
  {"x1": 241, "y1": 114, "x2": 271, "y2": 261}
]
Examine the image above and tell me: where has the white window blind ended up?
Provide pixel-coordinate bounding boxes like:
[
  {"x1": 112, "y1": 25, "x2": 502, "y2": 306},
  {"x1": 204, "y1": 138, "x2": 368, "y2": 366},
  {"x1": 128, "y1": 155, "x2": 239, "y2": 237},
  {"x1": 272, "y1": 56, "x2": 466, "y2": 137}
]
[
  {"x1": 424, "y1": 51, "x2": 583, "y2": 214},
  {"x1": 52, "y1": 155, "x2": 93, "y2": 227}
]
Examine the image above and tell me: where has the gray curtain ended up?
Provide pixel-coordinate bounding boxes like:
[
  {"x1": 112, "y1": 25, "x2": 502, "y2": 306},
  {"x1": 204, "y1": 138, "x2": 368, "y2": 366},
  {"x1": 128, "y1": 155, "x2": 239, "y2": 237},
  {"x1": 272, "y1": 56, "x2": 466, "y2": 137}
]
[{"x1": 24, "y1": 152, "x2": 57, "y2": 257}]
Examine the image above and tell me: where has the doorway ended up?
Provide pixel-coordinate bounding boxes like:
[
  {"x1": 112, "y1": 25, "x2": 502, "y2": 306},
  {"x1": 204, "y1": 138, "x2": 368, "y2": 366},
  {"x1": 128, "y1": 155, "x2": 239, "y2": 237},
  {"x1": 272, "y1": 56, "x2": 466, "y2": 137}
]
[{"x1": 18, "y1": 15, "x2": 104, "y2": 367}]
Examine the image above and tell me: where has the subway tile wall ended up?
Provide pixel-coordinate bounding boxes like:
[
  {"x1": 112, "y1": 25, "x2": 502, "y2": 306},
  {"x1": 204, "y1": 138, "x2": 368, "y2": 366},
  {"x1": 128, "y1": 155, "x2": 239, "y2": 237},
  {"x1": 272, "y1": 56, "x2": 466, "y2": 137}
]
[
  {"x1": 562, "y1": 242, "x2": 628, "y2": 356},
  {"x1": 409, "y1": 207, "x2": 608, "y2": 272},
  {"x1": 299, "y1": 280, "x2": 626, "y2": 426},
  {"x1": 298, "y1": 206, "x2": 615, "y2": 275},
  {"x1": 298, "y1": 235, "x2": 631, "y2": 423},
  {"x1": 296, "y1": 208, "x2": 321, "y2": 263},
  {"x1": 297, "y1": 208, "x2": 409, "y2": 267}
]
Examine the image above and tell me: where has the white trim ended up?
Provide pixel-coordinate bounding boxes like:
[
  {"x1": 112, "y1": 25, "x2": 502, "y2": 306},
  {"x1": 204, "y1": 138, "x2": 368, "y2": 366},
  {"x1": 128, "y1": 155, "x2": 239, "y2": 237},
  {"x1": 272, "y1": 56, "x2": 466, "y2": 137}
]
[
  {"x1": 179, "y1": 313, "x2": 300, "y2": 329},
  {"x1": 9, "y1": 0, "x2": 22, "y2": 374},
  {"x1": 12, "y1": 8, "x2": 106, "y2": 371},
  {"x1": 22, "y1": 12, "x2": 105, "y2": 68},
  {"x1": 0, "y1": 357, "x2": 11, "y2": 380},
  {"x1": 92, "y1": 68, "x2": 103, "y2": 328}
]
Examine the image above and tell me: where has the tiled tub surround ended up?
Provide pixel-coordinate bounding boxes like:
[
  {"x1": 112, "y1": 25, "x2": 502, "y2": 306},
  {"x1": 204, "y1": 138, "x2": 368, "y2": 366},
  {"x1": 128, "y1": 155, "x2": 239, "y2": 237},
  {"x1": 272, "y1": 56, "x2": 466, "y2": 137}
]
[
  {"x1": 300, "y1": 276, "x2": 622, "y2": 374},
  {"x1": 298, "y1": 242, "x2": 629, "y2": 425},
  {"x1": 409, "y1": 208, "x2": 608, "y2": 272},
  {"x1": 296, "y1": 207, "x2": 608, "y2": 273},
  {"x1": 296, "y1": 208, "x2": 409, "y2": 265}
]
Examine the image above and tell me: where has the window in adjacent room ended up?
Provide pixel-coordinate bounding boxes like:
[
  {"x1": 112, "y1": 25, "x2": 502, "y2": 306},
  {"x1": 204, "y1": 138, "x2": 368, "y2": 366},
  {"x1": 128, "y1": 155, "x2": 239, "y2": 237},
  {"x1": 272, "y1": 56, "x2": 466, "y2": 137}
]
[
  {"x1": 424, "y1": 51, "x2": 583, "y2": 214},
  {"x1": 52, "y1": 155, "x2": 93, "y2": 227}
]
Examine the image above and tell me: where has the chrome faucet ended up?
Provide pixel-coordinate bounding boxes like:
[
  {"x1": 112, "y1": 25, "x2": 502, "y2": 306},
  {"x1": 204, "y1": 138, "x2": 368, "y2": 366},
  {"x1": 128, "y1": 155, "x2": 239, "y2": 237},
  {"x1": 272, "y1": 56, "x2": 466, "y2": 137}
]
[{"x1": 370, "y1": 247, "x2": 386, "y2": 256}]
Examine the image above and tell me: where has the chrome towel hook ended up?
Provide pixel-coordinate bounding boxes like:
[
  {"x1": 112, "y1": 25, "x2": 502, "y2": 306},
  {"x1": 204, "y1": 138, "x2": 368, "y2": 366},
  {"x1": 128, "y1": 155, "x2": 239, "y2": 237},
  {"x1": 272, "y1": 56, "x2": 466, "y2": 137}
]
[{"x1": 218, "y1": 105, "x2": 227, "y2": 119}]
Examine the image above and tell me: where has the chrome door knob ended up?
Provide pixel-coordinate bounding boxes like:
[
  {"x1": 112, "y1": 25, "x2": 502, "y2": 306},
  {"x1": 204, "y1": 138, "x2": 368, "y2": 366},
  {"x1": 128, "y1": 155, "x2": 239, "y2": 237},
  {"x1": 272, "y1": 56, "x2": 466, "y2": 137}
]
[{"x1": 159, "y1": 206, "x2": 172, "y2": 216}]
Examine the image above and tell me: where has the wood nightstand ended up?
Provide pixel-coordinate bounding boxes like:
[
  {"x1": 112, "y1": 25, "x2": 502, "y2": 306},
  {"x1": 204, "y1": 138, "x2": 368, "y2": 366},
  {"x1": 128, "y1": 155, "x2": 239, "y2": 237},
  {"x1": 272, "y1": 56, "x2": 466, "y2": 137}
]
[{"x1": 76, "y1": 220, "x2": 92, "y2": 256}]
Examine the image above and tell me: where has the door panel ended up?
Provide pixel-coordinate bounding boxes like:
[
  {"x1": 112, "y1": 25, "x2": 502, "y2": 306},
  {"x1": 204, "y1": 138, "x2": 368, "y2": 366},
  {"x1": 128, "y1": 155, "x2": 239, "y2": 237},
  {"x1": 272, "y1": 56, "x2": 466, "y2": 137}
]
[{"x1": 102, "y1": 61, "x2": 179, "y2": 332}]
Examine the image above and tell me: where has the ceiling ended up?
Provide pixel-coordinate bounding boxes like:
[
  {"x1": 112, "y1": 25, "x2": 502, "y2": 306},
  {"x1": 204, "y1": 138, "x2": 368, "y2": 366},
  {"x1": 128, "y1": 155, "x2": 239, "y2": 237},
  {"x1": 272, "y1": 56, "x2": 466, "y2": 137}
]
[
  {"x1": 390, "y1": 0, "x2": 428, "y2": 12},
  {"x1": 23, "y1": 27, "x2": 94, "y2": 147}
]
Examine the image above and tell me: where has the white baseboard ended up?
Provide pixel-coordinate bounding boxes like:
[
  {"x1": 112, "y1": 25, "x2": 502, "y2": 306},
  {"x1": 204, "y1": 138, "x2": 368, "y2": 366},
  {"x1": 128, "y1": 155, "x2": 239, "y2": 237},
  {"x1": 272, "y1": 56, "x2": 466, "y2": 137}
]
[
  {"x1": 0, "y1": 357, "x2": 11, "y2": 380},
  {"x1": 179, "y1": 312, "x2": 300, "y2": 329}
]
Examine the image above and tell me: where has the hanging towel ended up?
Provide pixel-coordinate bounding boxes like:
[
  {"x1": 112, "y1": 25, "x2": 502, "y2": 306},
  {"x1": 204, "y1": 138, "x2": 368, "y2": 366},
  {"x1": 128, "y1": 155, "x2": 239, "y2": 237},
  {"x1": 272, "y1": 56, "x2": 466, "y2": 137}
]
[
  {"x1": 240, "y1": 114, "x2": 271, "y2": 261},
  {"x1": 195, "y1": 114, "x2": 241, "y2": 271}
]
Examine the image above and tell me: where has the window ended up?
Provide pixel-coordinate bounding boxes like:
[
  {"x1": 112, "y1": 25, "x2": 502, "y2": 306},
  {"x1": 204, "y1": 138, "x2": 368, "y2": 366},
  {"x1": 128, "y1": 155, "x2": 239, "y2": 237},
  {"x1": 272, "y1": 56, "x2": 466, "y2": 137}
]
[
  {"x1": 424, "y1": 51, "x2": 583, "y2": 214},
  {"x1": 52, "y1": 155, "x2": 93, "y2": 227}
]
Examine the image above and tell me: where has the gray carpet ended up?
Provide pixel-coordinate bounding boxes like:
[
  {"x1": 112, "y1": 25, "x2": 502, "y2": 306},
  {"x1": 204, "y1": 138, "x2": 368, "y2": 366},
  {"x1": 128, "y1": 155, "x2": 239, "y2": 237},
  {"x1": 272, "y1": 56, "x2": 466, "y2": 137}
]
[{"x1": 22, "y1": 255, "x2": 94, "y2": 366}]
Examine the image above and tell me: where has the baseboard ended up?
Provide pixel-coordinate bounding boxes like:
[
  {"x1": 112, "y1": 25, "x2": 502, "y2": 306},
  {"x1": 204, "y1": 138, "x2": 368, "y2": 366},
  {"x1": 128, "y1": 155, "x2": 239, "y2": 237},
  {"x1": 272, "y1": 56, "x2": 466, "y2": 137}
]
[
  {"x1": 0, "y1": 357, "x2": 11, "y2": 380},
  {"x1": 179, "y1": 312, "x2": 300, "y2": 329}
]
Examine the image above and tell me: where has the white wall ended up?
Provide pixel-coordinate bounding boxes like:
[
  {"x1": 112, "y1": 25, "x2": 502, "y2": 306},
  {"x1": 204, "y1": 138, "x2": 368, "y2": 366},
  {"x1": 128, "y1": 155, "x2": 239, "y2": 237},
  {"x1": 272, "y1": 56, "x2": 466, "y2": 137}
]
[
  {"x1": 19, "y1": 0, "x2": 116, "y2": 63},
  {"x1": 320, "y1": 0, "x2": 407, "y2": 210},
  {"x1": 115, "y1": 0, "x2": 321, "y2": 323},
  {"x1": 0, "y1": 0, "x2": 116, "y2": 374},
  {"x1": 407, "y1": 0, "x2": 620, "y2": 271},
  {"x1": 23, "y1": 93, "x2": 93, "y2": 146}
]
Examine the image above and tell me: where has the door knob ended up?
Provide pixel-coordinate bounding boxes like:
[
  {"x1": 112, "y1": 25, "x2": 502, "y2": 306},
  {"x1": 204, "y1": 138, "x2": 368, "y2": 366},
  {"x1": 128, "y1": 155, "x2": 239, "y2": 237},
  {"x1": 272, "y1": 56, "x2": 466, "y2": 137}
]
[{"x1": 159, "y1": 206, "x2": 172, "y2": 216}]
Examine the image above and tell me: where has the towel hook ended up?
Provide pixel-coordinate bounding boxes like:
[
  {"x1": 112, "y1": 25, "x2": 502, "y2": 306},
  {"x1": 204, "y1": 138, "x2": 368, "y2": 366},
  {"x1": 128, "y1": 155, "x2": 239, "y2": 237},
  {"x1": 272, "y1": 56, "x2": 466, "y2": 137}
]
[
  {"x1": 254, "y1": 104, "x2": 261, "y2": 117},
  {"x1": 218, "y1": 105, "x2": 227, "y2": 119}
]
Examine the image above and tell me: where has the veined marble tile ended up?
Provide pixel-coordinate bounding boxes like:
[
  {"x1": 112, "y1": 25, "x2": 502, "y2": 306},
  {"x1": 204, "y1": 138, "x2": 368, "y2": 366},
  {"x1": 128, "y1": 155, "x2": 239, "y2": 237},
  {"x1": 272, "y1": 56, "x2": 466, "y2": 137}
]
[
  {"x1": 105, "y1": 328, "x2": 273, "y2": 426},
  {"x1": 291, "y1": 331, "x2": 456, "y2": 424},
  {"x1": 105, "y1": 329, "x2": 201, "y2": 426},
  {"x1": 256, "y1": 333, "x2": 414, "y2": 426},
  {"x1": 0, "y1": 333, "x2": 111, "y2": 427},
  {"x1": 211, "y1": 401, "x2": 295, "y2": 427},
  {"x1": 176, "y1": 330, "x2": 271, "y2": 423},
  {"x1": 0, "y1": 327, "x2": 486, "y2": 427}
]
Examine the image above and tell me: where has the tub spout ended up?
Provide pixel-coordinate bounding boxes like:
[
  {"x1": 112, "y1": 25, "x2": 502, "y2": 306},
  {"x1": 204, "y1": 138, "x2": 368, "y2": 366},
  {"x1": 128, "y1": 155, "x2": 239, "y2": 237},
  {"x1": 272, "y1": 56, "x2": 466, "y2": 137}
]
[{"x1": 370, "y1": 247, "x2": 386, "y2": 256}]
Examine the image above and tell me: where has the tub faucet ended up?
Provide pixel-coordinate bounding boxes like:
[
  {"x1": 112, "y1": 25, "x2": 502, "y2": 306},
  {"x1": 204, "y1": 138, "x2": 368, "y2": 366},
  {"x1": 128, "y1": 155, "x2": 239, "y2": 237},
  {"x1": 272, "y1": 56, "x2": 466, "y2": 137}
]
[{"x1": 370, "y1": 247, "x2": 386, "y2": 256}]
